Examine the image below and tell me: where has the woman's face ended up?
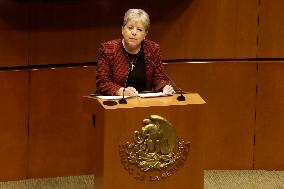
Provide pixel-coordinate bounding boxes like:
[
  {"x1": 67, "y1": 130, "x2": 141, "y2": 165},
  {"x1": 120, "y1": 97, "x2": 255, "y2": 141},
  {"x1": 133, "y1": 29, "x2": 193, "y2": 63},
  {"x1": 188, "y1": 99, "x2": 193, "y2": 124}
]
[{"x1": 122, "y1": 19, "x2": 147, "y2": 49}]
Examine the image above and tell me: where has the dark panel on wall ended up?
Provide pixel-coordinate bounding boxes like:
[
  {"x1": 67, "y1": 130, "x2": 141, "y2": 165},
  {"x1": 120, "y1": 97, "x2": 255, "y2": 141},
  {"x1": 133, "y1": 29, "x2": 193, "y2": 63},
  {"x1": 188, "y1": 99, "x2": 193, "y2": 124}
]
[
  {"x1": 164, "y1": 62, "x2": 257, "y2": 169},
  {"x1": 144, "y1": 0, "x2": 191, "y2": 59},
  {"x1": 258, "y1": 0, "x2": 284, "y2": 58},
  {"x1": 0, "y1": 70, "x2": 28, "y2": 181},
  {"x1": 0, "y1": 0, "x2": 262, "y2": 66},
  {"x1": 0, "y1": 1, "x2": 29, "y2": 67},
  {"x1": 29, "y1": 0, "x2": 145, "y2": 65},
  {"x1": 28, "y1": 66, "x2": 96, "y2": 177},
  {"x1": 148, "y1": 0, "x2": 258, "y2": 59},
  {"x1": 255, "y1": 62, "x2": 284, "y2": 169},
  {"x1": 29, "y1": 0, "x2": 258, "y2": 64}
]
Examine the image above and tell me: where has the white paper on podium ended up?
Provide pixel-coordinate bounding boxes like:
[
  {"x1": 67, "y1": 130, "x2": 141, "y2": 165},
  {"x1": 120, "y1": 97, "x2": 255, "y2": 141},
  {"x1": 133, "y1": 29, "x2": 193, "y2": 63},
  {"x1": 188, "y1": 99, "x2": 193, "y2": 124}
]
[
  {"x1": 95, "y1": 95, "x2": 131, "y2": 100},
  {"x1": 137, "y1": 92, "x2": 172, "y2": 98},
  {"x1": 95, "y1": 92, "x2": 172, "y2": 100}
]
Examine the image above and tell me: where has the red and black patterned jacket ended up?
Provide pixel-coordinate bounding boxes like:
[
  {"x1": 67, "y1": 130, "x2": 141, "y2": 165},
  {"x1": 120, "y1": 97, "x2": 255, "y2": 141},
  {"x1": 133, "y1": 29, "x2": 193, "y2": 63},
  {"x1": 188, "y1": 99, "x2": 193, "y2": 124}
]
[{"x1": 96, "y1": 39, "x2": 171, "y2": 95}]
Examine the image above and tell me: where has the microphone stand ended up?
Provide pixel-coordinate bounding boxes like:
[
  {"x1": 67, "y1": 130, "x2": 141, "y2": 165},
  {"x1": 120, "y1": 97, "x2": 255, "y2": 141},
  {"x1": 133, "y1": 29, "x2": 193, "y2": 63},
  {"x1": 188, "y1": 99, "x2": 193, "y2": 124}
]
[
  {"x1": 177, "y1": 91, "x2": 186, "y2": 101},
  {"x1": 118, "y1": 59, "x2": 134, "y2": 104},
  {"x1": 118, "y1": 88, "x2": 127, "y2": 104},
  {"x1": 146, "y1": 58, "x2": 186, "y2": 101}
]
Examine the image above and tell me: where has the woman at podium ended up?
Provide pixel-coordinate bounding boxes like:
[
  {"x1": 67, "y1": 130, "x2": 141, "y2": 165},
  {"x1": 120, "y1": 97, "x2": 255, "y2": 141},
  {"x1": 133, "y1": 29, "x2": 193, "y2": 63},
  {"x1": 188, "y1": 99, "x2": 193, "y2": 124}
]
[{"x1": 96, "y1": 9, "x2": 175, "y2": 96}]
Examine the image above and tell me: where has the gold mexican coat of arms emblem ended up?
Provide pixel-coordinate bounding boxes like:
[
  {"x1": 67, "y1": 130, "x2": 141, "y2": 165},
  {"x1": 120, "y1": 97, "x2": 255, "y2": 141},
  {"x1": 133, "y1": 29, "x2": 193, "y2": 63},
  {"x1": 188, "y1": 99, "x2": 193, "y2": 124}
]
[{"x1": 119, "y1": 115, "x2": 190, "y2": 181}]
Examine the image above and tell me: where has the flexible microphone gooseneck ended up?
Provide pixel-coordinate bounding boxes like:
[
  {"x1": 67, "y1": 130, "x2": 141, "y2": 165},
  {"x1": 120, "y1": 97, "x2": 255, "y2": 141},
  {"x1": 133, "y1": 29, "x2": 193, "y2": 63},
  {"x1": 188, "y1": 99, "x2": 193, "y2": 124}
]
[
  {"x1": 118, "y1": 59, "x2": 135, "y2": 104},
  {"x1": 145, "y1": 57, "x2": 186, "y2": 101}
]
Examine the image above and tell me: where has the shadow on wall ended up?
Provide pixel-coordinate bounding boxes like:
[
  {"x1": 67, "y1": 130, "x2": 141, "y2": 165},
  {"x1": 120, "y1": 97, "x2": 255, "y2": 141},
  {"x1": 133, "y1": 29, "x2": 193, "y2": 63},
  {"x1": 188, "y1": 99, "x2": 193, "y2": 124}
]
[{"x1": 0, "y1": 0, "x2": 192, "y2": 30}]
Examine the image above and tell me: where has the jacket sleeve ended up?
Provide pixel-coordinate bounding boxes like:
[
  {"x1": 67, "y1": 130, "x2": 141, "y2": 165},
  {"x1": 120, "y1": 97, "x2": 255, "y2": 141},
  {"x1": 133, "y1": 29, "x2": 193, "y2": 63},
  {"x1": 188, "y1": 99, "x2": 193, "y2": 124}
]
[{"x1": 96, "y1": 45, "x2": 122, "y2": 95}]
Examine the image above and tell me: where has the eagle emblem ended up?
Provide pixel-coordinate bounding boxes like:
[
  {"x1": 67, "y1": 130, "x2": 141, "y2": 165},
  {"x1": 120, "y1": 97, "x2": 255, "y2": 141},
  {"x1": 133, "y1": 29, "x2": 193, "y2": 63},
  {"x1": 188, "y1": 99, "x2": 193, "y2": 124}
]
[{"x1": 119, "y1": 115, "x2": 190, "y2": 181}]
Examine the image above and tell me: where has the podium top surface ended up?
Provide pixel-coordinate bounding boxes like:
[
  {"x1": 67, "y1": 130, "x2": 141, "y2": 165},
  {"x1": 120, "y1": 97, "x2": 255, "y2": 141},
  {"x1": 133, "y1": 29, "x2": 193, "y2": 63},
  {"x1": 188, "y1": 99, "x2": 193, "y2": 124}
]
[{"x1": 83, "y1": 93, "x2": 205, "y2": 111}]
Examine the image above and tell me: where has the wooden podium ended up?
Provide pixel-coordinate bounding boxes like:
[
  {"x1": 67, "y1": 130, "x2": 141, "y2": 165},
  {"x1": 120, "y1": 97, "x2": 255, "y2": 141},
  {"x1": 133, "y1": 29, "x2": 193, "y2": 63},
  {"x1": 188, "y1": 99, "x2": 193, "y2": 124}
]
[{"x1": 82, "y1": 93, "x2": 206, "y2": 189}]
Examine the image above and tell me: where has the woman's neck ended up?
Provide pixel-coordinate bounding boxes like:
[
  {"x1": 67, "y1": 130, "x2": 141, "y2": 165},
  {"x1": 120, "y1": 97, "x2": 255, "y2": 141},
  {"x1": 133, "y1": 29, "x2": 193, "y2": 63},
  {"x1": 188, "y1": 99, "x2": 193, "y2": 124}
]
[{"x1": 122, "y1": 39, "x2": 141, "y2": 54}]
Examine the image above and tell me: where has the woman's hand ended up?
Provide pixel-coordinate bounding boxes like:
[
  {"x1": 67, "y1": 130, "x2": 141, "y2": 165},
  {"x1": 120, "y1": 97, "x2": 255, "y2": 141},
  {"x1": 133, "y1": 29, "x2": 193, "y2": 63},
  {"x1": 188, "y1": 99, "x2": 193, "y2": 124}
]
[
  {"x1": 116, "y1": 87, "x2": 138, "y2": 96},
  {"x1": 162, "y1": 85, "x2": 175, "y2": 95}
]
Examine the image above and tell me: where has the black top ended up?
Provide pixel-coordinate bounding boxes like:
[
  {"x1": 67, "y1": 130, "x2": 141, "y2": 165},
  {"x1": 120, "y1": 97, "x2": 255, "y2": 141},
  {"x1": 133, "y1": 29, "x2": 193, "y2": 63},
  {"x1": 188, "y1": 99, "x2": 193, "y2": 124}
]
[{"x1": 123, "y1": 43, "x2": 147, "y2": 92}]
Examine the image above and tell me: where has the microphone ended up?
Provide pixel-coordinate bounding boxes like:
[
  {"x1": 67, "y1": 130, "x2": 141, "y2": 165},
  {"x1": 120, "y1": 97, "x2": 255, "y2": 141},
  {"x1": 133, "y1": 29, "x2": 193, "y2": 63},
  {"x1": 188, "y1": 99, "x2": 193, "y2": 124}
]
[
  {"x1": 118, "y1": 59, "x2": 135, "y2": 104},
  {"x1": 145, "y1": 57, "x2": 186, "y2": 101}
]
